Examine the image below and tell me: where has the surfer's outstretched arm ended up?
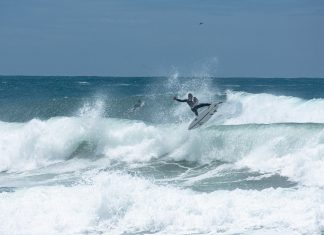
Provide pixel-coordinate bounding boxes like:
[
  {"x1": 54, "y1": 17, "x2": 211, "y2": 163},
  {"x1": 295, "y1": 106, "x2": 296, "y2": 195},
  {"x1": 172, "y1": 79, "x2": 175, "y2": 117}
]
[{"x1": 173, "y1": 96, "x2": 187, "y2": 102}]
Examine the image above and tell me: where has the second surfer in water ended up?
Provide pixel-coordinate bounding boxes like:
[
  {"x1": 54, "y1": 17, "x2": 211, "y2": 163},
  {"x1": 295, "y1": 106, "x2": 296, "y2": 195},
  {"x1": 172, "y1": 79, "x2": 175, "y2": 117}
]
[
  {"x1": 173, "y1": 93, "x2": 211, "y2": 116},
  {"x1": 131, "y1": 99, "x2": 145, "y2": 112}
]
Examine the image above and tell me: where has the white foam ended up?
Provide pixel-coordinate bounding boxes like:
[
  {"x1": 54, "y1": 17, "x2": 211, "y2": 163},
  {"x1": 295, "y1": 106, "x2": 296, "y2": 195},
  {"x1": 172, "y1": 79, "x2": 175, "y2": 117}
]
[
  {"x1": 0, "y1": 172, "x2": 322, "y2": 235},
  {"x1": 0, "y1": 116, "x2": 189, "y2": 172},
  {"x1": 0, "y1": 118, "x2": 87, "y2": 172},
  {"x1": 2, "y1": 116, "x2": 324, "y2": 187},
  {"x1": 221, "y1": 91, "x2": 324, "y2": 124}
]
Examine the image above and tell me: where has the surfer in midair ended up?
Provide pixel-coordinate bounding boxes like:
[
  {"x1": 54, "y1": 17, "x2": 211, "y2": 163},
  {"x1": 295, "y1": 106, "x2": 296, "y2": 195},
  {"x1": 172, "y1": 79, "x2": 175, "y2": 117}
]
[{"x1": 173, "y1": 93, "x2": 211, "y2": 116}]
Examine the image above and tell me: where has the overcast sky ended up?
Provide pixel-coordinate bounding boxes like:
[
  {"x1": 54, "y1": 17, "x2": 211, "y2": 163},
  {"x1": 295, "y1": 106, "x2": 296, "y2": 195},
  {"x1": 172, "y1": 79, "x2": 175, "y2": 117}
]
[{"x1": 0, "y1": 0, "x2": 323, "y2": 77}]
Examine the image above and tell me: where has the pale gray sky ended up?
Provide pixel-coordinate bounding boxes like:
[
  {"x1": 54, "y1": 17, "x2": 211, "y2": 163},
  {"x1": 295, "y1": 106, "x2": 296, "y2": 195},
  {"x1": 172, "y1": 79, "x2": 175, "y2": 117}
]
[{"x1": 0, "y1": 0, "x2": 323, "y2": 77}]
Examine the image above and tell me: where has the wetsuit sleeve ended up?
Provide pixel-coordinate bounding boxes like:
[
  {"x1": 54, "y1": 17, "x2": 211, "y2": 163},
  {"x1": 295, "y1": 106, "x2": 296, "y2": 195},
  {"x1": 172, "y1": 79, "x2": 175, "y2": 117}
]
[{"x1": 175, "y1": 98, "x2": 188, "y2": 102}]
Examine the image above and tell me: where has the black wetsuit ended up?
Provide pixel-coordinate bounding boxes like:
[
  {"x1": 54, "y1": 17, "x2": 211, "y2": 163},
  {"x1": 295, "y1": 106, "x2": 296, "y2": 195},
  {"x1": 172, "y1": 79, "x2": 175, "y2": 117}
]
[{"x1": 175, "y1": 98, "x2": 210, "y2": 116}]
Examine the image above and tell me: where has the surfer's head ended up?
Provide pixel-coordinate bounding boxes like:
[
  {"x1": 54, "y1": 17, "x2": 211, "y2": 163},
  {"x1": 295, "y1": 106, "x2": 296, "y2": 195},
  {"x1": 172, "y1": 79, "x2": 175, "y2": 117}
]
[{"x1": 188, "y1": 93, "x2": 193, "y2": 100}]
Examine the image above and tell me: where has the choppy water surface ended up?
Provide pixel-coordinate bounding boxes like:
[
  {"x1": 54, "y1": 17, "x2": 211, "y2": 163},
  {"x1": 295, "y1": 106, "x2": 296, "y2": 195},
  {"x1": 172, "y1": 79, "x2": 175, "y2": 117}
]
[{"x1": 0, "y1": 75, "x2": 324, "y2": 235}]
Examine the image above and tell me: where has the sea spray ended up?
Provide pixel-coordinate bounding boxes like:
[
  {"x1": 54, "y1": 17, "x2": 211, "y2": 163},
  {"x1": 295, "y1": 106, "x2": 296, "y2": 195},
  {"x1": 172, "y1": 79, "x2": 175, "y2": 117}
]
[{"x1": 1, "y1": 76, "x2": 324, "y2": 234}]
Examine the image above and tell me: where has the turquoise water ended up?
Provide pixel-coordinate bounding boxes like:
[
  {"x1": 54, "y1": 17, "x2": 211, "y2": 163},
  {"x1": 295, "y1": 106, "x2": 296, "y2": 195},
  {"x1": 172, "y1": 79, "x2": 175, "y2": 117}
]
[
  {"x1": 1, "y1": 76, "x2": 324, "y2": 122},
  {"x1": 0, "y1": 75, "x2": 324, "y2": 234}
]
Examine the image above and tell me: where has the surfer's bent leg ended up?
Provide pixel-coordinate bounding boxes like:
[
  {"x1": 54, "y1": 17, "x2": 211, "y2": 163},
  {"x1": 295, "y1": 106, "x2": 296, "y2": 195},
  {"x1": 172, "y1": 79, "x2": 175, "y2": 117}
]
[
  {"x1": 196, "y1": 103, "x2": 211, "y2": 110},
  {"x1": 191, "y1": 108, "x2": 199, "y2": 116},
  {"x1": 191, "y1": 103, "x2": 210, "y2": 116}
]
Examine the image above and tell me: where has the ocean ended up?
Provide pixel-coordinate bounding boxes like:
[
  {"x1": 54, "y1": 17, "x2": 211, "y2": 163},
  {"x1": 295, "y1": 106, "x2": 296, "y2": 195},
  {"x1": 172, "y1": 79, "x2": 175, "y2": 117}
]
[{"x1": 0, "y1": 75, "x2": 324, "y2": 234}]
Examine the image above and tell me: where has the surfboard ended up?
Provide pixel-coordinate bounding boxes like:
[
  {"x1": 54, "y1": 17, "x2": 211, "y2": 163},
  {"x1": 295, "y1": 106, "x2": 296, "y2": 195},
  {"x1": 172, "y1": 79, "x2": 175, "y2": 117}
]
[{"x1": 188, "y1": 102, "x2": 221, "y2": 130}]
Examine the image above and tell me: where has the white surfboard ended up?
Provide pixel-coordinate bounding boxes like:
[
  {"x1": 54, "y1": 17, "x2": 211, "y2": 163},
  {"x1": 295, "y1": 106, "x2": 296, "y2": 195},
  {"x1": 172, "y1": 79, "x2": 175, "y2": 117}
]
[{"x1": 188, "y1": 102, "x2": 222, "y2": 130}]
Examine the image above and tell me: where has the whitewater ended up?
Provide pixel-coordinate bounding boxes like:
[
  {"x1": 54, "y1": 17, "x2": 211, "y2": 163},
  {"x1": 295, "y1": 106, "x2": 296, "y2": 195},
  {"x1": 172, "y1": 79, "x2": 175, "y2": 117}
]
[{"x1": 0, "y1": 76, "x2": 324, "y2": 235}]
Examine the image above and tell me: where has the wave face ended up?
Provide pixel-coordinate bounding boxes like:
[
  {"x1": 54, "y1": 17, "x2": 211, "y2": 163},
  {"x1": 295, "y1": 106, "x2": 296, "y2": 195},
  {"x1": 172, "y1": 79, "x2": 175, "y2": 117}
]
[{"x1": 1, "y1": 76, "x2": 324, "y2": 234}]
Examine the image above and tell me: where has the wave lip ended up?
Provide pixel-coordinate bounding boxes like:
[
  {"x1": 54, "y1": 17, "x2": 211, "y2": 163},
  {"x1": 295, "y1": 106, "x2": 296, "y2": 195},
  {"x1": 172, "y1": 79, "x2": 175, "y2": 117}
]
[
  {"x1": 0, "y1": 118, "x2": 87, "y2": 172},
  {"x1": 221, "y1": 91, "x2": 324, "y2": 125},
  {"x1": 0, "y1": 116, "x2": 188, "y2": 173}
]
